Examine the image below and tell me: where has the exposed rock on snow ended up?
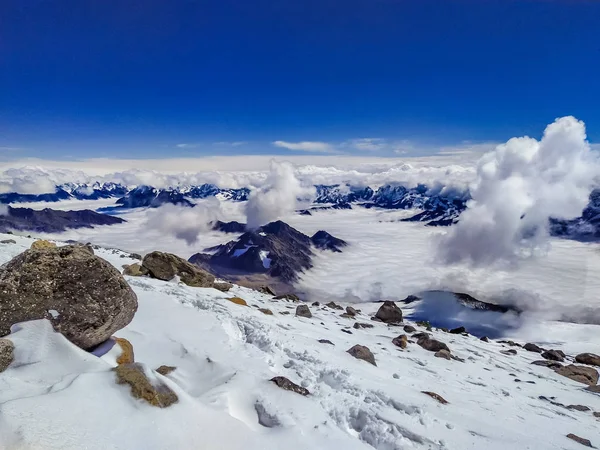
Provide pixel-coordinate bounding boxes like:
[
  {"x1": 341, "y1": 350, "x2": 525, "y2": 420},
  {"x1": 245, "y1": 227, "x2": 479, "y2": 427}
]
[
  {"x1": 422, "y1": 391, "x2": 448, "y2": 405},
  {"x1": 542, "y1": 349, "x2": 566, "y2": 362},
  {"x1": 326, "y1": 301, "x2": 343, "y2": 310},
  {"x1": 0, "y1": 245, "x2": 138, "y2": 349},
  {"x1": 435, "y1": 349, "x2": 452, "y2": 360},
  {"x1": 555, "y1": 365, "x2": 599, "y2": 386},
  {"x1": 30, "y1": 239, "x2": 57, "y2": 250},
  {"x1": 296, "y1": 305, "x2": 312, "y2": 318},
  {"x1": 392, "y1": 334, "x2": 408, "y2": 349},
  {"x1": 374, "y1": 301, "x2": 403, "y2": 323},
  {"x1": 417, "y1": 335, "x2": 450, "y2": 353},
  {"x1": 258, "y1": 308, "x2": 273, "y2": 315},
  {"x1": 142, "y1": 251, "x2": 215, "y2": 287},
  {"x1": 449, "y1": 326, "x2": 467, "y2": 334},
  {"x1": 270, "y1": 376, "x2": 310, "y2": 396},
  {"x1": 114, "y1": 363, "x2": 179, "y2": 408},
  {"x1": 347, "y1": 344, "x2": 376, "y2": 366},
  {"x1": 566, "y1": 433, "x2": 592, "y2": 447},
  {"x1": 228, "y1": 297, "x2": 248, "y2": 306},
  {"x1": 403, "y1": 324, "x2": 417, "y2": 333},
  {"x1": 156, "y1": 365, "x2": 177, "y2": 376},
  {"x1": 532, "y1": 360, "x2": 563, "y2": 369},
  {"x1": 575, "y1": 353, "x2": 600, "y2": 367},
  {"x1": 123, "y1": 263, "x2": 149, "y2": 277},
  {"x1": 0, "y1": 338, "x2": 14, "y2": 372},
  {"x1": 524, "y1": 343, "x2": 544, "y2": 353},
  {"x1": 213, "y1": 282, "x2": 233, "y2": 292},
  {"x1": 0, "y1": 239, "x2": 16, "y2": 244},
  {"x1": 345, "y1": 306, "x2": 358, "y2": 316}
]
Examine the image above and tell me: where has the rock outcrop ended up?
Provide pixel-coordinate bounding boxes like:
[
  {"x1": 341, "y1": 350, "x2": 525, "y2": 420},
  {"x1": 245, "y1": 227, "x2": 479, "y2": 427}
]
[
  {"x1": 0, "y1": 245, "x2": 138, "y2": 349},
  {"x1": 142, "y1": 251, "x2": 215, "y2": 287}
]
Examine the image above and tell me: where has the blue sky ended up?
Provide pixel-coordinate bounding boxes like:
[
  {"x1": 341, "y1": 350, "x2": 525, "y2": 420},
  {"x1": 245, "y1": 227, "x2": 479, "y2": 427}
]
[{"x1": 1, "y1": 0, "x2": 599, "y2": 160}]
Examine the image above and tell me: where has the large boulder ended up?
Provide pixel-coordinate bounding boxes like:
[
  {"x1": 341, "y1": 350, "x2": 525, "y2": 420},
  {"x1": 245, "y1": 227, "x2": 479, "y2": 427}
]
[
  {"x1": 347, "y1": 344, "x2": 376, "y2": 366},
  {"x1": 374, "y1": 301, "x2": 403, "y2": 323},
  {"x1": 555, "y1": 365, "x2": 599, "y2": 386},
  {"x1": 575, "y1": 353, "x2": 600, "y2": 367},
  {"x1": 0, "y1": 245, "x2": 138, "y2": 350},
  {"x1": 142, "y1": 251, "x2": 215, "y2": 287}
]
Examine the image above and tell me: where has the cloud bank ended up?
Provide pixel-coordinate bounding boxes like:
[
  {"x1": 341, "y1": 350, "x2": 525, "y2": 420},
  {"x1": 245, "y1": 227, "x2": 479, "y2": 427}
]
[
  {"x1": 437, "y1": 116, "x2": 599, "y2": 267},
  {"x1": 245, "y1": 161, "x2": 314, "y2": 229}
]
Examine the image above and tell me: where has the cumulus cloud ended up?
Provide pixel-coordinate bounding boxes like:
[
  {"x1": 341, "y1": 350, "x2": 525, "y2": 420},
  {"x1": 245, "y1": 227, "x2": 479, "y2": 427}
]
[
  {"x1": 272, "y1": 141, "x2": 335, "y2": 153},
  {"x1": 245, "y1": 161, "x2": 315, "y2": 229},
  {"x1": 144, "y1": 199, "x2": 223, "y2": 245},
  {"x1": 438, "y1": 116, "x2": 599, "y2": 267}
]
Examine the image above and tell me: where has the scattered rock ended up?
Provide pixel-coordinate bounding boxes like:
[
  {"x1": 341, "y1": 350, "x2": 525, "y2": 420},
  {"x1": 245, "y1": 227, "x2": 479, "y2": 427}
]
[
  {"x1": 122, "y1": 263, "x2": 149, "y2": 277},
  {"x1": 0, "y1": 239, "x2": 16, "y2": 244},
  {"x1": 0, "y1": 245, "x2": 138, "y2": 350},
  {"x1": 422, "y1": 391, "x2": 448, "y2": 404},
  {"x1": 532, "y1": 360, "x2": 563, "y2": 369},
  {"x1": 30, "y1": 240, "x2": 56, "y2": 250},
  {"x1": 270, "y1": 376, "x2": 310, "y2": 396},
  {"x1": 0, "y1": 338, "x2": 14, "y2": 372},
  {"x1": 279, "y1": 311, "x2": 290, "y2": 315},
  {"x1": 114, "y1": 363, "x2": 178, "y2": 408},
  {"x1": 228, "y1": 297, "x2": 248, "y2": 306},
  {"x1": 340, "y1": 313, "x2": 354, "y2": 319},
  {"x1": 501, "y1": 349, "x2": 518, "y2": 356},
  {"x1": 156, "y1": 365, "x2": 177, "y2": 376},
  {"x1": 587, "y1": 385, "x2": 600, "y2": 394},
  {"x1": 566, "y1": 433, "x2": 592, "y2": 447},
  {"x1": 115, "y1": 337, "x2": 135, "y2": 365},
  {"x1": 347, "y1": 344, "x2": 376, "y2": 366},
  {"x1": 392, "y1": 334, "x2": 408, "y2": 349},
  {"x1": 498, "y1": 340, "x2": 522, "y2": 347},
  {"x1": 575, "y1": 353, "x2": 600, "y2": 367},
  {"x1": 594, "y1": 411, "x2": 600, "y2": 417},
  {"x1": 524, "y1": 343, "x2": 543, "y2": 353},
  {"x1": 374, "y1": 301, "x2": 403, "y2": 324},
  {"x1": 325, "y1": 301, "x2": 343, "y2": 310},
  {"x1": 403, "y1": 325, "x2": 416, "y2": 333},
  {"x1": 346, "y1": 306, "x2": 358, "y2": 316},
  {"x1": 259, "y1": 285, "x2": 276, "y2": 296},
  {"x1": 449, "y1": 326, "x2": 466, "y2": 334},
  {"x1": 258, "y1": 308, "x2": 273, "y2": 315},
  {"x1": 130, "y1": 253, "x2": 142, "y2": 260},
  {"x1": 274, "y1": 293, "x2": 300, "y2": 302},
  {"x1": 212, "y1": 282, "x2": 233, "y2": 292},
  {"x1": 567, "y1": 404, "x2": 591, "y2": 412},
  {"x1": 318, "y1": 339, "x2": 334, "y2": 345},
  {"x1": 542, "y1": 349, "x2": 565, "y2": 362},
  {"x1": 353, "y1": 322, "x2": 374, "y2": 330},
  {"x1": 142, "y1": 251, "x2": 215, "y2": 287},
  {"x1": 435, "y1": 349, "x2": 452, "y2": 360},
  {"x1": 296, "y1": 305, "x2": 312, "y2": 318},
  {"x1": 480, "y1": 336, "x2": 489, "y2": 343},
  {"x1": 417, "y1": 335, "x2": 450, "y2": 353},
  {"x1": 341, "y1": 329, "x2": 353, "y2": 334},
  {"x1": 311, "y1": 301, "x2": 320, "y2": 307},
  {"x1": 412, "y1": 332, "x2": 431, "y2": 340},
  {"x1": 555, "y1": 365, "x2": 599, "y2": 385}
]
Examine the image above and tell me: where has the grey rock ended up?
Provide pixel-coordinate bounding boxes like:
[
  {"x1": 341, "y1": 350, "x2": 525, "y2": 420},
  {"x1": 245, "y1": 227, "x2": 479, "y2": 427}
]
[
  {"x1": 523, "y1": 343, "x2": 543, "y2": 353},
  {"x1": 0, "y1": 239, "x2": 16, "y2": 244},
  {"x1": 417, "y1": 335, "x2": 450, "y2": 353},
  {"x1": 0, "y1": 338, "x2": 14, "y2": 372},
  {"x1": 295, "y1": 305, "x2": 312, "y2": 318},
  {"x1": 532, "y1": 360, "x2": 563, "y2": 369},
  {"x1": 374, "y1": 301, "x2": 403, "y2": 323},
  {"x1": 346, "y1": 306, "x2": 358, "y2": 316},
  {"x1": 142, "y1": 251, "x2": 215, "y2": 287},
  {"x1": 325, "y1": 301, "x2": 343, "y2": 310},
  {"x1": 480, "y1": 336, "x2": 489, "y2": 342},
  {"x1": 542, "y1": 349, "x2": 565, "y2": 362},
  {"x1": 213, "y1": 282, "x2": 233, "y2": 292},
  {"x1": 353, "y1": 322, "x2": 374, "y2": 330},
  {"x1": 347, "y1": 344, "x2": 376, "y2": 366},
  {"x1": 575, "y1": 353, "x2": 600, "y2": 367},
  {"x1": 566, "y1": 433, "x2": 592, "y2": 447},
  {"x1": 435, "y1": 349, "x2": 452, "y2": 360},
  {"x1": 501, "y1": 349, "x2": 518, "y2": 356},
  {"x1": 403, "y1": 325, "x2": 417, "y2": 333},
  {"x1": 555, "y1": 365, "x2": 599, "y2": 385},
  {"x1": 449, "y1": 326, "x2": 466, "y2": 334},
  {"x1": 270, "y1": 376, "x2": 310, "y2": 396},
  {"x1": 318, "y1": 339, "x2": 334, "y2": 345},
  {"x1": 0, "y1": 245, "x2": 138, "y2": 349},
  {"x1": 392, "y1": 334, "x2": 408, "y2": 349}
]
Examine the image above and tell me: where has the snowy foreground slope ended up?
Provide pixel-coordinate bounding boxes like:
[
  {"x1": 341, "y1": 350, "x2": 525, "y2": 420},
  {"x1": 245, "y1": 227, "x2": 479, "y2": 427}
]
[{"x1": 0, "y1": 235, "x2": 599, "y2": 450}]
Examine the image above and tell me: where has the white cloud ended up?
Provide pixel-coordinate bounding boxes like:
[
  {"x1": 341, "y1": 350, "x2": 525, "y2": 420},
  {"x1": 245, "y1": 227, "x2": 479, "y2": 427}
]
[
  {"x1": 272, "y1": 140, "x2": 335, "y2": 153},
  {"x1": 213, "y1": 141, "x2": 248, "y2": 147},
  {"x1": 176, "y1": 143, "x2": 199, "y2": 149},
  {"x1": 437, "y1": 116, "x2": 600, "y2": 267},
  {"x1": 348, "y1": 138, "x2": 387, "y2": 152}
]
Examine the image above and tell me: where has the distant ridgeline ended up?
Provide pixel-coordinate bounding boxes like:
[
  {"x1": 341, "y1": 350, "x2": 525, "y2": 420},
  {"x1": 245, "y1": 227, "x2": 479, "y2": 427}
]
[{"x1": 1, "y1": 182, "x2": 598, "y2": 240}]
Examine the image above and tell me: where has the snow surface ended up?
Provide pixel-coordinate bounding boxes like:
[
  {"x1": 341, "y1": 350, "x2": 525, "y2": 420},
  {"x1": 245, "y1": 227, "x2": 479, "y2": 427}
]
[
  {"x1": 0, "y1": 234, "x2": 599, "y2": 449},
  {"x1": 259, "y1": 250, "x2": 272, "y2": 269}
]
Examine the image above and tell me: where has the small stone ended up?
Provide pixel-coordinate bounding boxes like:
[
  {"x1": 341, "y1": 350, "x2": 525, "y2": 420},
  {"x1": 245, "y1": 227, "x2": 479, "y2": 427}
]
[
  {"x1": 353, "y1": 322, "x2": 374, "y2": 330},
  {"x1": 374, "y1": 301, "x2": 403, "y2": 324},
  {"x1": 340, "y1": 313, "x2": 354, "y2": 319},
  {"x1": 296, "y1": 305, "x2": 312, "y2": 318},
  {"x1": 270, "y1": 376, "x2": 310, "y2": 396},
  {"x1": 258, "y1": 308, "x2": 273, "y2": 315},
  {"x1": 501, "y1": 349, "x2": 518, "y2": 356},
  {"x1": 555, "y1": 364, "x2": 599, "y2": 385},
  {"x1": 122, "y1": 263, "x2": 149, "y2": 277},
  {"x1": 114, "y1": 337, "x2": 135, "y2": 365},
  {"x1": 480, "y1": 336, "x2": 489, "y2": 342},
  {"x1": 566, "y1": 433, "x2": 592, "y2": 447},
  {"x1": 318, "y1": 339, "x2": 334, "y2": 345},
  {"x1": 435, "y1": 349, "x2": 452, "y2": 360},
  {"x1": 392, "y1": 334, "x2": 408, "y2": 349},
  {"x1": 279, "y1": 311, "x2": 290, "y2": 315},
  {"x1": 498, "y1": 340, "x2": 522, "y2": 347},
  {"x1": 449, "y1": 326, "x2": 466, "y2": 334},
  {"x1": 403, "y1": 325, "x2": 416, "y2": 333},
  {"x1": 575, "y1": 353, "x2": 600, "y2": 367},
  {"x1": 532, "y1": 360, "x2": 563, "y2": 369},
  {"x1": 422, "y1": 391, "x2": 448, "y2": 404},
  {"x1": 130, "y1": 253, "x2": 142, "y2": 260},
  {"x1": 542, "y1": 349, "x2": 565, "y2": 362},
  {"x1": 274, "y1": 293, "x2": 300, "y2": 302},
  {"x1": 0, "y1": 338, "x2": 15, "y2": 372},
  {"x1": 312, "y1": 301, "x2": 320, "y2": 307},
  {"x1": 0, "y1": 239, "x2": 16, "y2": 244},
  {"x1": 341, "y1": 329, "x2": 353, "y2": 334},
  {"x1": 228, "y1": 297, "x2": 248, "y2": 306},
  {"x1": 567, "y1": 404, "x2": 591, "y2": 412},
  {"x1": 258, "y1": 285, "x2": 277, "y2": 296},
  {"x1": 393, "y1": 373, "x2": 399, "y2": 379},
  {"x1": 346, "y1": 306, "x2": 358, "y2": 316},
  {"x1": 325, "y1": 301, "x2": 343, "y2": 310},
  {"x1": 30, "y1": 240, "x2": 57, "y2": 250},
  {"x1": 213, "y1": 282, "x2": 233, "y2": 292},
  {"x1": 524, "y1": 343, "x2": 543, "y2": 353},
  {"x1": 588, "y1": 385, "x2": 600, "y2": 393},
  {"x1": 593, "y1": 411, "x2": 600, "y2": 417},
  {"x1": 417, "y1": 335, "x2": 450, "y2": 353},
  {"x1": 156, "y1": 365, "x2": 177, "y2": 376},
  {"x1": 114, "y1": 363, "x2": 178, "y2": 408},
  {"x1": 347, "y1": 344, "x2": 376, "y2": 366}
]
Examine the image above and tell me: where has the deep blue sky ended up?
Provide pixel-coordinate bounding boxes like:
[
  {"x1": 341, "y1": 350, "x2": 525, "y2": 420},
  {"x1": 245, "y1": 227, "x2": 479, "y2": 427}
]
[{"x1": 1, "y1": 0, "x2": 599, "y2": 159}]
